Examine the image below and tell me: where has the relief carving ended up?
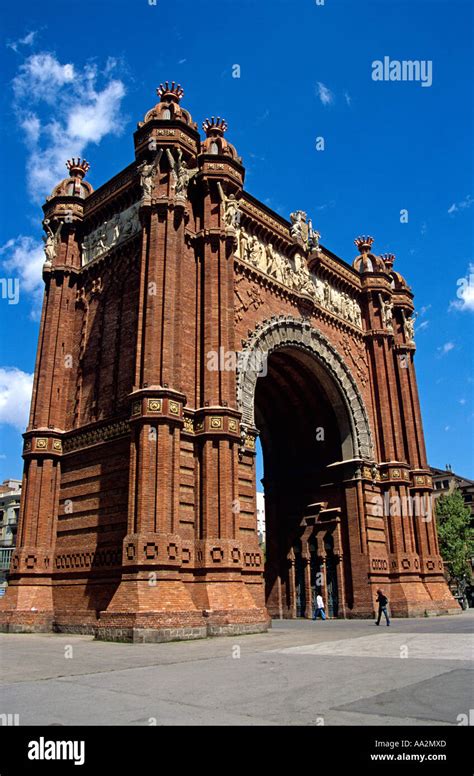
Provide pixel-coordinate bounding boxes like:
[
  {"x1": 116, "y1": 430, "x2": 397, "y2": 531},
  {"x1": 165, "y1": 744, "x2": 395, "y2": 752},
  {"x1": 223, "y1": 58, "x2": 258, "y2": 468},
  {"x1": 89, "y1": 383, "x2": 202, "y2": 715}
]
[
  {"x1": 236, "y1": 226, "x2": 362, "y2": 328},
  {"x1": 82, "y1": 201, "x2": 141, "y2": 265},
  {"x1": 235, "y1": 275, "x2": 264, "y2": 322}
]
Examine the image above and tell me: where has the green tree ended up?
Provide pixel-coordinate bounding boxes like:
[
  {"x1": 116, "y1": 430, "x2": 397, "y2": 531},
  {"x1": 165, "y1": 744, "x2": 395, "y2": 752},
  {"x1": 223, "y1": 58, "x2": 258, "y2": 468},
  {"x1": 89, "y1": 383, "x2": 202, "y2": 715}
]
[{"x1": 435, "y1": 489, "x2": 473, "y2": 584}]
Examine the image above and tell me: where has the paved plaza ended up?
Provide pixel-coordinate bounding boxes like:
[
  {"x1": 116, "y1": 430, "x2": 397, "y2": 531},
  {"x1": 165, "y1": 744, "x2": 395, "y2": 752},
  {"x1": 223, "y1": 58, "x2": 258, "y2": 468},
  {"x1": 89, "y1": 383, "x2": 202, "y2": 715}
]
[{"x1": 1, "y1": 611, "x2": 472, "y2": 726}]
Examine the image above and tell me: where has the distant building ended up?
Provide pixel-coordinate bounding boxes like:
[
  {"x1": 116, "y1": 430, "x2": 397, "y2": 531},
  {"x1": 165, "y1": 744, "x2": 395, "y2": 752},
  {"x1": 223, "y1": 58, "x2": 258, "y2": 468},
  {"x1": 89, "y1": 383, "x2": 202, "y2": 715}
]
[
  {"x1": 256, "y1": 492, "x2": 265, "y2": 547},
  {"x1": 430, "y1": 466, "x2": 474, "y2": 520},
  {"x1": 0, "y1": 479, "x2": 22, "y2": 593},
  {"x1": 431, "y1": 466, "x2": 474, "y2": 586}
]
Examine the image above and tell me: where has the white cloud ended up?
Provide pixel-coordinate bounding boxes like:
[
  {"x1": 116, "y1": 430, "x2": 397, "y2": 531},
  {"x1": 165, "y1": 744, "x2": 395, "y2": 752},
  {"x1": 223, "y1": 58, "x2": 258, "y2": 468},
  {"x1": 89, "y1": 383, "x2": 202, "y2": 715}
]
[
  {"x1": 13, "y1": 53, "x2": 75, "y2": 101},
  {"x1": 66, "y1": 80, "x2": 125, "y2": 142},
  {"x1": 0, "y1": 236, "x2": 45, "y2": 317},
  {"x1": 449, "y1": 264, "x2": 474, "y2": 312},
  {"x1": 7, "y1": 30, "x2": 38, "y2": 53},
  {"x1": 12, "y1": 52, "x2": 127, "y2": 201},
  {"x1": 21, "y1": 112, "x2": 41, "y2": 144},
  {"x1": 21, "y1": 32, "x2": 37, "y2": 46},
  {"x1": 316, "y1": 82, "x2": 334, "y2": 106},
  {"x1": 447, "y1": 194, "x2": 473, "y2": 216},
  {"x1": 437, "y1": 341, "x2": 455, "y2": 356},
  {"x1": 415, "y1": 304, "x2": 430, "y2": 332},
  {"x1": 344, "y1": 91, "x2": 352, "y2": 106},
  {"x1": 315, "y1": 200, "x2": 336, "y2": 211},
  {"x1": 0, "y1": 368, "x2": 34, "y2": 430}
]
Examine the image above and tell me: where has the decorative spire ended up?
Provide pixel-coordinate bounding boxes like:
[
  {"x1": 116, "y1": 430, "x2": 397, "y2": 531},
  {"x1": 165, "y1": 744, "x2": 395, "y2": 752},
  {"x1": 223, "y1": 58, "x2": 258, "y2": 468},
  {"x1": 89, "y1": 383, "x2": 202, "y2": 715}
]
[
  {"x1": 381, "y1": 252, "x2": 395, "y2": 269},
  {"x1": 157, "y1": 81, "x2": 184, "y2": 103},
  {"x1": 354, "y1": 235, "x2": 374, "y2": 254},
  {"x1": 66, "y1": 158, "x2": 90, "y2": 179},
  {"x1": 202, "y1": 117, "x2": 228, "y2": 136}
]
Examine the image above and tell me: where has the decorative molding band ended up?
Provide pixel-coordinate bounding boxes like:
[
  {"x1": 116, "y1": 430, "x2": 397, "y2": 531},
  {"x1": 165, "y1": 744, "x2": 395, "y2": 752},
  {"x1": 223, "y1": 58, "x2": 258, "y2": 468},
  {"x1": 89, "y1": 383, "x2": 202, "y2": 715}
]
[{"x1": 63, "y1": 420, "x2": 130, "y2": 454}]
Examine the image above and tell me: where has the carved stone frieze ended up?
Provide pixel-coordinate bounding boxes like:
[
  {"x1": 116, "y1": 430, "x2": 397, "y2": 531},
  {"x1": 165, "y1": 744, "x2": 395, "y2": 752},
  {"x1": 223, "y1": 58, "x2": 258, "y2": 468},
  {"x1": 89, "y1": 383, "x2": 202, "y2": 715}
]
[
  {"x1": 236, "y1": 226, "x2": 362, "y2": 328},
  {"x1": 82, "y1": 201, "x2": 141, "y2": 265}
]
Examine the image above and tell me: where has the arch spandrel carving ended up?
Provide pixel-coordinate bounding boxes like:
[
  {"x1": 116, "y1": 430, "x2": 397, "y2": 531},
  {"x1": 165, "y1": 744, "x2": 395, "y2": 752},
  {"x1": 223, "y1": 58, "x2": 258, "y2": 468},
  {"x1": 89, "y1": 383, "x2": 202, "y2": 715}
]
[{"x1": 236, "y1": 315, "x2": 375, "y2": 461}]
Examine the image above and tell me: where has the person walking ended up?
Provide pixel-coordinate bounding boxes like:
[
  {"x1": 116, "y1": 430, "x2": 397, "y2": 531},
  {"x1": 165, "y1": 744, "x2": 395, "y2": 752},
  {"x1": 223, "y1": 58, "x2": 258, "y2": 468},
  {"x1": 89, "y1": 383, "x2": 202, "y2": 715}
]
[
  {"x1": 313, "y1": 592, "x2": 326, "y2": 620},
  {"x1": 375, "y1": 588, "x2": 390, "y2": 626}
]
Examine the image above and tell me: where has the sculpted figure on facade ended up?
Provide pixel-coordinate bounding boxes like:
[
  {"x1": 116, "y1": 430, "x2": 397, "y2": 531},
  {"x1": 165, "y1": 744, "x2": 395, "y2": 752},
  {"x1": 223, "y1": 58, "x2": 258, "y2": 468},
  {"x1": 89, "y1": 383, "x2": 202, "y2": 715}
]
[
  {"x1": 353, "y1": 299, "x2": 362, "y2": 327},
  {"x1": 238, "y1": 228, "x2": 249, "y2": 263},
  {"x1": 217, "y1": 182, "x2": 241, "y2": 229},
  {"x1": 247, "y1": 234, "x2": 262, "y2": 269},
  {"x1": 167, "y1": 147, "x2": 191, "y2": 199},
  {"x1": 308, "y1": 218, "x2": 320, "y2": 251},
  {"x1": 290, "y1": 210, "x2": 309, "y2": 246},
  {"x1": 293, "y1": 253, "x2": 315, "y2": 297},
  {"x1": 119, "y1": 203, "x2": 140, "y2": 241},
  {"x1": 263, "y1": 241, "x2": 283, "y2": 281},
  {"x1": 138, "y1": 149, "x2": 163, "y2": 203},
  {"x1": 43, "y1": 219, "x2": 62, "y2": 264},
  {"x1": 379, "y1": 294, "x2": 394, "y2": 331},
  {"x1": 313, "y1": 276, "x2": 325, "y2": 304},
  {"x1": 264, "y1": 242, "x2": 276, "y2": 274},
  {"x1": 104, "y1": 213, "x2": 120, "y2": 247},
  {"x1": 403, "y1": 310, "x2": 416, "y2": 342},
  {"x1": 341, "y1": 292, "x2": 350, "y2": 320}
]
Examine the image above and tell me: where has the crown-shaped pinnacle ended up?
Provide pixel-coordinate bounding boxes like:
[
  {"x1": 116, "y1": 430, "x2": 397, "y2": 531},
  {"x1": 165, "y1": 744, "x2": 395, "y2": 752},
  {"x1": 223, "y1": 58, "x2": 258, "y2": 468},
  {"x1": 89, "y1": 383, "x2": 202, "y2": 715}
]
[
  {"x1": 354, "y1": 235, "x2": 374, "y2": 254},
  {"x1": 381, "y1": 252, "x2": 396, "y2": 268},
  {"x1": 66, "y1": 158, "x2": 90, "y2": 179},
  {"x1": 157, "y1": 81, "x2": 184, "y2": 102},
  {"x1": 202, "y1": 116, "x2": 228, "y2": 136}
]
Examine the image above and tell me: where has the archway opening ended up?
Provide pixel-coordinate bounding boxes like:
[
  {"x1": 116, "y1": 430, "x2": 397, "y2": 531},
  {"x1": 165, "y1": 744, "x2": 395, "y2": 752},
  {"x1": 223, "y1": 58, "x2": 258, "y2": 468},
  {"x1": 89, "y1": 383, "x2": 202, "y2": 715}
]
[{"x1": 254, "y1": 345, "x2": 348, "y2": 619}]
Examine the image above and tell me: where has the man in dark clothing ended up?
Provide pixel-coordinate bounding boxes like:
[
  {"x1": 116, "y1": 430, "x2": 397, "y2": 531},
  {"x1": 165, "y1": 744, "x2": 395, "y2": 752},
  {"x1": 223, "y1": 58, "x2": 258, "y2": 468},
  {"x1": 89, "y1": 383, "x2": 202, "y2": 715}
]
[{"x1": 375, "y1": 588, "x2": 390, "y2": 626}]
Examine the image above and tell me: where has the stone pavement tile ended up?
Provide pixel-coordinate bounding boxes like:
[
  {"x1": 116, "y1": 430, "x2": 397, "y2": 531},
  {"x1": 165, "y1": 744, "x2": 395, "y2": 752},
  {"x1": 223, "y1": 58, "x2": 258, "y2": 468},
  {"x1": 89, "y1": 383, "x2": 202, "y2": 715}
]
[
  {"x1": 321, "y1": 710, "x2": 450, "y2": 726},
  {"x1": 0, "y1": 676, "x2": 279, "y2": 726},
  {"x1": 2, "y1": 651, "x2": 459, "y2": 726},
  {"x1": 272, "y1": 633, "x2": 474, "y2": 661},
  {"x1": 1, "y1": 615, "x2": 472, "y2": 726},
  {"x1": 334, "y1": 669, "x2": 474, "y2": 725}
]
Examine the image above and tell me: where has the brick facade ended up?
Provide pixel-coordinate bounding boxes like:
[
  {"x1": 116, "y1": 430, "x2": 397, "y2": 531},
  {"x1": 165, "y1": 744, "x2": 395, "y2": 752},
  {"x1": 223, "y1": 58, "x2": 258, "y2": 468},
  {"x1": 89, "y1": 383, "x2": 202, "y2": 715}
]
[{"x1": 0, "y1": 83, "x2": 458, "y2": 641}]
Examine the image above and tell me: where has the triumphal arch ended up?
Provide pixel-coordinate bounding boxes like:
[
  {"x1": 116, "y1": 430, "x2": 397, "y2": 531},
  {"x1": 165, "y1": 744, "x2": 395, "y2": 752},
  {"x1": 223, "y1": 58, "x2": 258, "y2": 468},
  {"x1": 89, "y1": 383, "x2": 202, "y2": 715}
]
[{"x1": 0, "y1": 83, "x2": 457, "y2": 640}]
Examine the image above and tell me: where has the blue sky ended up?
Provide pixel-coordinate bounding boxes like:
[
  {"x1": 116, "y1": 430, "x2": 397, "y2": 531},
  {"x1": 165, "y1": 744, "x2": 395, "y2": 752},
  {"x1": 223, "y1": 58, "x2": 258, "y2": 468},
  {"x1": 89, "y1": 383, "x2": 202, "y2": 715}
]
[{"x1": 0, "y1": 0, "x2": 473, "y2": 484}]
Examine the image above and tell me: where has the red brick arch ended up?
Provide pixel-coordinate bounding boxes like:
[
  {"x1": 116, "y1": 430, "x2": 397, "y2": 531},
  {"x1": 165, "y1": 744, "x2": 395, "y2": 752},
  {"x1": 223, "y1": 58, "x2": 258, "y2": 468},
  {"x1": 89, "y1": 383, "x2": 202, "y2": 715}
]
[
  {"x1": 0, "y1": 84, "x2": 458, "y2": 641},
  {"x1": 237, "y1": 315, "x2": 374, "y2": 461}
]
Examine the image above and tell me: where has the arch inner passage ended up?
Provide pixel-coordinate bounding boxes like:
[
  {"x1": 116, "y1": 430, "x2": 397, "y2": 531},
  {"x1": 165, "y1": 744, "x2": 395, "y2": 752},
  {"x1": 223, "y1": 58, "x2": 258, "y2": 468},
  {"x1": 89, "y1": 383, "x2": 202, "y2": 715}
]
[{"x1": 255, "y1": 346, "x2": 348, "y2": 619}]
